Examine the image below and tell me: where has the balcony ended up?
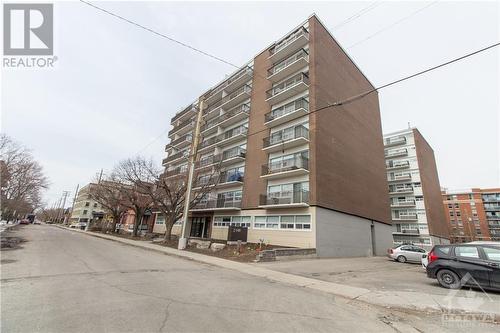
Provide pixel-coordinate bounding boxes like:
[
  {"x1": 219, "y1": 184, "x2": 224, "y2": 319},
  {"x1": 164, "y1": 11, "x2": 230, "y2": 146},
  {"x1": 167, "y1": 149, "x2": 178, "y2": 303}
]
[
  {"x1": 393, "y1": 214, "x2": 418, "y2": 221},
  {"x1": 259, "y1": 190, "x2": 309, "y2": 208},
  {"x1": 166, "y1": 134, "x2": 192, "y2": 150},
  {"x1": 205, "y1": 67, "x2": 253, "y2": 106},
  {"x1": 389, "y1": 186, "x2": 414, "y2": 195},
  {"x1": 162, "y1": 150, "x2": 189, "y2": 165},
  {"x1": 266, "y1": 73, "x2": 309, "y2": 105},
  {"x1": 386, "y1": 160, "x2": 410, "y2": 170},
  {"x1": 165, "y1": 167, "x2": 186, "y2": 178},
  {"x1": 269, "y1": 27, "x2": 309, "y2": 63},
  {"x1": 384, "y1": 136, "x2": 407, "y2": 147},
  {"x1": 199, "y1": 125, "x2": 248, "y2": 152},
  {"x1": 219, "y1": 84, "x2": 252, "y2": 111},
  {"x1": 171, "y1": 105, "x2": 196, "y2": 124},
  {"x1": 388, "y1": 173, "x2": 412, "y2": 182},
  {"x1": 168, "y1": 119, "x2": 194, "y2": 137},
  {"x1": 393, "y1": 228, "x2": 420, "y2": 235},
  {"x1": 264, "y1": 98, "x2": 309, "y2": 127},
  {"x1": 196, "y1": 148, "x2": 246, "y2": 170},
  {"x1": 201, "y1": 104, "x2": 250, "y2": 136},
  {"x1": 484, "y1": 205, "x2": 500, "y2": 211},
  {"x1": 385, "y1": 148, "x2": 408, "y2": 159},
  {"x1": 390, "y1": 200, "x2": 416, "y2": 208},
  {"x1": 191, "y1": 198, "x2": 241, "y2": 211},
  {"x1": 261, "y1": 156, "x2": 309, "y2": 180},
  {"x1": 268, "y1": 49, "x2": 309, "y2": 83},
  {"x1": 217, "y1": 171, "x2": 244, "y2": 189},
  {"x1": 263, "y1": 125, "x2": 309, "y2": 153}
]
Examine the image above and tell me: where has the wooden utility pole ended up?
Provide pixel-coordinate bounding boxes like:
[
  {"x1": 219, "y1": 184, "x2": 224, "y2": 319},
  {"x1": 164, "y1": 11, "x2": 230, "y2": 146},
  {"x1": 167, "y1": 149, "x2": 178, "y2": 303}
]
[{"x1": 178, "y1": 99, "x2": 205, "y2": 250}]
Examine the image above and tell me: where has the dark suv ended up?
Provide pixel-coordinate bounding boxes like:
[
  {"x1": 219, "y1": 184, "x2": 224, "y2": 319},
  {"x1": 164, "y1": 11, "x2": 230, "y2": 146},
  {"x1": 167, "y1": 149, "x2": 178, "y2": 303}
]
[{"x1": 426, "y1": 243, "x2": 500, "y2": 291}]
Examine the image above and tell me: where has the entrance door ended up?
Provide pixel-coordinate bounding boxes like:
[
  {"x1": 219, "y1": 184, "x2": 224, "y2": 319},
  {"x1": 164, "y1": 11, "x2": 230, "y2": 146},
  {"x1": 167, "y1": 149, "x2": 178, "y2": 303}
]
[{"x1": 190, "y1": 217, "x2": 209, "y2": 238}]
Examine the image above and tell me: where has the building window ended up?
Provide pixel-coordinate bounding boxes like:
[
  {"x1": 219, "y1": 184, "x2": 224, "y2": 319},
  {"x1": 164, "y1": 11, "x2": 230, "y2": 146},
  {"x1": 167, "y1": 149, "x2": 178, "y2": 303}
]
[
  {"x1": 155, "y1": 214, "x2": 165, "y2": 224},
  {"x1": 83, "y1": 210, "x2": 88, "y2": 215},
  {"x1": 448, "y1": 204, "x2": 453, "y2": 208},
  {"x1": 93, "y1": 203, "x2": 98, "y2": 208},
  {"x1": 85, "y1": 202, "x2": 90, "y2": 207},
  {"x1": 213, "y1": 216, "x2": 251, "y2": 228},
  {"x1": 254, "y1": 215, "x2": 311, "y2": 230},
  {"x1": 454, "y1": 203, "x2": 459, "y2": 209}
]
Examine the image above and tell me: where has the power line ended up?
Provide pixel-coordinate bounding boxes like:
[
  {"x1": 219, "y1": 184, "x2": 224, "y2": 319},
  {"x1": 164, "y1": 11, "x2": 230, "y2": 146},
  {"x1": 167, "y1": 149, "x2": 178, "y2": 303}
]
[
  {"x1": 347, "y1": 1, "x2": 438, "y2": 49},
  {"x1": 332, "y1": 1, "x2": 382, "y2": 31},
  {"x1": 79, "y1": 0, "x2": 240, "y2": 69}
]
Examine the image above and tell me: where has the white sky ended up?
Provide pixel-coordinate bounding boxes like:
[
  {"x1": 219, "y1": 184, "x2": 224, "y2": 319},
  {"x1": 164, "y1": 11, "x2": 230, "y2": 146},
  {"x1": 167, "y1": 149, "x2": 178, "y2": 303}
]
[{"x1": 2, "y1": 0, "x2": 499, "y2": 207}]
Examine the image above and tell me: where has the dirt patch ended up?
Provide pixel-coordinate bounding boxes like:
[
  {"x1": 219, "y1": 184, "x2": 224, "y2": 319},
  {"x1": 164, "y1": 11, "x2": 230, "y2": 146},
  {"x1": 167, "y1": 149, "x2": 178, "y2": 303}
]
[
  {"x1": 156, "y1": 239, "x2": 277, "y2": 262},
  {"x1": 1, "y1": 227, "x2": 27, "y2": 251}
]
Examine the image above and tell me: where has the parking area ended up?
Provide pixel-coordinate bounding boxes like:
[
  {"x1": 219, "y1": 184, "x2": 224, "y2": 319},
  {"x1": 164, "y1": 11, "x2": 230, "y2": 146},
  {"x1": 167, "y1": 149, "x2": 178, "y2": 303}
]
[{"x1": 257, "y1": 256, "x2": 500, "y2": 299}]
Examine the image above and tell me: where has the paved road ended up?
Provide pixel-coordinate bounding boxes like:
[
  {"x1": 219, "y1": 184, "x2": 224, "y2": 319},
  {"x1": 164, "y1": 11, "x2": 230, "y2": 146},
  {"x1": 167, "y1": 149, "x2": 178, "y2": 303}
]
[{"x1": 1, "y1": 225, "x2": 498, "y2": 332}]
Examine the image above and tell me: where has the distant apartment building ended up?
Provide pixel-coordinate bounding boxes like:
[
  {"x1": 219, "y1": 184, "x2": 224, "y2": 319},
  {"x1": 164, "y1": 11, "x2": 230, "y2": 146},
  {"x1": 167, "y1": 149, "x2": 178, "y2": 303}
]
[
  {"x1": 383, "y1": 128, "x2": 449, "y2": 249},
  {"x1": 69, "y1": 183, "x2": 106, "y2": 225},
  {"x1": 156, "y1": 15, "x2": 393, "y2": 257},
  {"x1": 442, "y1": 188, "x2": 500, "y2": 242}
]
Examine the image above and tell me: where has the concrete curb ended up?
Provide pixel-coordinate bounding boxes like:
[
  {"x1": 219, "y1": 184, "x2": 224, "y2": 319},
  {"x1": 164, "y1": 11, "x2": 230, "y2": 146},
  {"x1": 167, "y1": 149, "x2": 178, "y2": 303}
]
[{"x1": 54, "y1": 225, "x2": 500, "y2": 318}]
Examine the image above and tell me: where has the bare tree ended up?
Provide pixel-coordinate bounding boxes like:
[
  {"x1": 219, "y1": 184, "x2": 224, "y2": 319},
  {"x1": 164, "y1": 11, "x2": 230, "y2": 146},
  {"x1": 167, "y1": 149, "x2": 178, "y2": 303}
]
[
  {"x1": 0, "y1": 134, "x2": 49, "y2": 221},
  {"x1": 89, "y1": 174, "x2": 128, "y2": 233},
  {"x1": 123, "y1": 156, "x2": 221, "y2": 241},
  {"x1": 113, "y1": 159, "x2": 155, "y2": 237}
]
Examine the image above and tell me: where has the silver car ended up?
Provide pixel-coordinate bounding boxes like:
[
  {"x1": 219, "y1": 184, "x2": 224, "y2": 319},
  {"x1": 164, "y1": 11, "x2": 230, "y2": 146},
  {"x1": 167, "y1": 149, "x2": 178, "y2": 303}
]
[{"x1": 387, "y1": 244, "x2": 427, "y2": 263}]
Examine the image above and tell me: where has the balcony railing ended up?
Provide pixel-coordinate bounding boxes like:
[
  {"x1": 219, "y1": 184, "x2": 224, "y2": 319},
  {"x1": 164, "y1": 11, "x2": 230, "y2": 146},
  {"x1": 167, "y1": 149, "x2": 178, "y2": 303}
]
[
  {"x1": 192, "y1": 198, "x2": 241, "y2": 210},
  {"x1": 169, "y1": 119, "x2": 194, "y2": 136},
  {"x1": 201, "y1": 104, "x2": 250, "y2": 132},
  {"x1": 196, "y1": 148, "x2": 246, "y2": 168},
  {"x1": 394, "y1": 214, "x2": 418, "y2": 220},
  {"x1": 263, "y1": 125, "x2": 309, "y2": 148},
  {"x1": 222, "y1": 147, "x2": 246, "y2": 161},
  {"x1": 266, "y1": 73, "x2": 309, "y2": 100},
  {"x1": 265, "y1": 98, "x2": 309, "y2": 123},
  {"x1": 262, "y1": 156, "x2": 309, "y2": 176},
  {"x1": 384, "y1": 136, "x2": 407, "y2": 147},
  {"x1": 171, "y1": 105, "x2": 195, "y2": 124},
  {"x1": 389, "y1": 186, "x2": 414, "y2": 194},
  {"x1": 219, "y1": 171, "x2": 244, "y2": 185},
  {"x1": 167, "y1": 134, "x2": 192, "y2": 148},
  {"x1": 391, "y1": 200, "x2": 416, "y2": 207},
  {"x1": 259, "y1": 190, "x2": 309, "y2": 206},
  {"x1": 388, "y1": 173, "x2": 412, "y2": 182},
  {"x1": 207, "y1": 67, "x2": 253, "y2": 101},
  {"x1": 270, "y1": 27, "x2": 309, "y2": 55},
  {"x1": 385, "y1": 148, "x2": 408, "y2": 158},
  {"x1": 220, "y1": 84, "x2": 252, "y2": 108},
  {"x1": 267, "y1": 49, "x2": 309, "y2": 78},
  {"x1": 199, "y1": 125, "x2": 248, "y2": 149},
  {"x1": 165, "y1": 167, "x2": 186, "y2": 178},
  {"x1": 162, "y1": 150, "x2": 188, "y2": 164},
  {"x1": 386, "y1": 160, "x2": 410, "y2": 169},
  {"x1": 396, "y1": 228, "x2": 420, "y2": 235}
]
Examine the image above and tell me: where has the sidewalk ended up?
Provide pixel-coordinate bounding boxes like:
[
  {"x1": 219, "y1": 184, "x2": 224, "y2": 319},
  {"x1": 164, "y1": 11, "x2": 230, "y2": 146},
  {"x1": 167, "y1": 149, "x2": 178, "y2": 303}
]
[{"x1": 55, "y1": 225, "x2": 500, "y2": 318}]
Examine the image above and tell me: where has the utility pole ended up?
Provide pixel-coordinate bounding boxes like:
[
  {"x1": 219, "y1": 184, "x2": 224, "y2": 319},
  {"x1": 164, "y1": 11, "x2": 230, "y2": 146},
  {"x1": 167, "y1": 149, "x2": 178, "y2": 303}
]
[
  {"x1": 60, "y1": 191, "x2": 70, "y2": 224},
  {"x1": 69, "y1": 184, "x2": 79, "y2": 224},
  {"x1": 179, "y1": 99, "x2": 205, "y2": 250}
]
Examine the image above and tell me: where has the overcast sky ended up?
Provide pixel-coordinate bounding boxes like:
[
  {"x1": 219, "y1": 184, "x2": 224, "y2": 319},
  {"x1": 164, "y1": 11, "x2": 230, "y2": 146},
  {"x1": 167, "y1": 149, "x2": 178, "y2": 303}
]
[{"x1": 2, "y1": 0, "x2": 499, "y2": 207}]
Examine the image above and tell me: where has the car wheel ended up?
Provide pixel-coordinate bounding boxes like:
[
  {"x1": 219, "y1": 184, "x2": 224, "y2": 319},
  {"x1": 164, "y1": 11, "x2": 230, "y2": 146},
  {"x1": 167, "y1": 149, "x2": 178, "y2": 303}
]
[
  {"x1": 437, "y1": 269, "x2": 461, "y2": 289},
  {"x1": 397, "y1": 255, "x2": 407, "y2": 263}
]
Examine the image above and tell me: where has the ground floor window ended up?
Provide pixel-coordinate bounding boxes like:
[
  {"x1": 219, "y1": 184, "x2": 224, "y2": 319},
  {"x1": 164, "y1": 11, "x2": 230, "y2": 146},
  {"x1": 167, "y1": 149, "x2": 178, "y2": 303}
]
[
  {"x1": 254, "y1": 215, "x2": 311, "y2": 230},
  {"x1": 213, "y1": 216, "x2": 251, "y2": 228},
  {"x1": 155, "y1": 214, "x2": 165, "y2": 224}
]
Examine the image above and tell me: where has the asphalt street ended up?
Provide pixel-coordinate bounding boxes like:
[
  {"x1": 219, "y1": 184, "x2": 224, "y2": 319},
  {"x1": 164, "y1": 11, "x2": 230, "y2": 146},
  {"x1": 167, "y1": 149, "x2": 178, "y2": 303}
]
[{"x1": 1, "y1": 225, "x2": 498, "y2": 332}]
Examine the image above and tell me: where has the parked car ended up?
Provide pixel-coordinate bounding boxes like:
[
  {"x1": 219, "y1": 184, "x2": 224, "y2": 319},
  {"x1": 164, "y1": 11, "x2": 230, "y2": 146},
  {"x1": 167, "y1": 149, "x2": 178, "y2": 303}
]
[
  {"x1": 19, "y1": 219, "x2": 30, "y2": 225},
  {"x1": 387, "y1": 244, "x2": 427, "y2": 263},
  {"x1": 426, "y1": 243, "x2": 500, "y2": 290},
  {"x1": 421, "y1": 252, "x2": 429, "y2": 268}
]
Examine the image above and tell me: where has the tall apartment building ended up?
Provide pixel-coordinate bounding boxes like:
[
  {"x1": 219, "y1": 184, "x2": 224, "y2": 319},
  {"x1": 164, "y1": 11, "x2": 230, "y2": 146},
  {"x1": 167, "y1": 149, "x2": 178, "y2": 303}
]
[
  {"x1": 69, "y1": 183, "x2": 106, "y2": 225},
  {"x1": 158, "y1": 15, "x2": 393, "y2": 257},
  {"x1": 442, "y1": 188, "x2": 500, "y2": 242},
  {"x1": 383, "y1": 128, "x2": 449, "y2": 249}
]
